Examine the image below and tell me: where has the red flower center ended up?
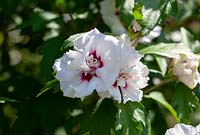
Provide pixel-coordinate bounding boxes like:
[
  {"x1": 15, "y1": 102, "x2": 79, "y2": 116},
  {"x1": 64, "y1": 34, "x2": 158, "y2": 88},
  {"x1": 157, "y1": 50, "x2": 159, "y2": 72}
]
[
  {"x1": 81, "y1": 50, "x2": 103, "y2": 82},
  {"x1": 113, "y1": 72, "x2": 130, "y2": 89},
  {"x1": 85, "y1": 50, "x2": 103, "y2": 70}
]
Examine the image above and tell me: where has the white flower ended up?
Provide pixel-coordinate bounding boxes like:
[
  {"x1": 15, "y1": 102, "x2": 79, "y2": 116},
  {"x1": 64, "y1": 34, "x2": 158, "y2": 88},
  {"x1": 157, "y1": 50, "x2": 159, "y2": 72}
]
[
  {"x1": 100, "y1": 0, "x2": 127, "y2": 35},
  {"x1": 165, "y1": 123, "x2": 200, "y2": 135},
  {"x1": 53, "y1": 28, "x2": 121, "y2": 98},
  {"x1": 99, "y1": 44, "x2": 149, "y2": 103},
  {"x1": 172, "y1": 52, "x2": 200, "y2": 89}
]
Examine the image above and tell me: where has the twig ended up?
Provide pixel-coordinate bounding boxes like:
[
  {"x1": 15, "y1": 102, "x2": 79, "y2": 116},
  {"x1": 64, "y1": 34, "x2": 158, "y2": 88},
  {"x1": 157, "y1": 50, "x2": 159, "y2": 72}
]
[
  {"x1": 144, "y1": 79, "x2": 174, "y2": 94},
  {"x1": 131, "y1": 37, "x2": 141, "y2": 47}
]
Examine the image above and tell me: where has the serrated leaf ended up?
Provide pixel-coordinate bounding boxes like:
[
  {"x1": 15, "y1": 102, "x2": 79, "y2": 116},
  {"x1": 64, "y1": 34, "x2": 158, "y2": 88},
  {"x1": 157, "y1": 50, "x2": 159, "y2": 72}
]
[
  {"x1": 135, "y1": 0, "x2": 178, "y2": 35},
  {"x1": 172, "y1": 83, "x2": 200, "y2": 123},
  {"x1": 115, "y1": 102, "x2": 145, "y2": 135},
  {"x1": 141, "y1": 8, "x2": 161, "y2": 35},
  {"x1": 145, "y1": 91, "x2": 180, "y2": 122},
  {"x1": 155, "y1": 55, "x2": 167, "y2": 76},
  {"x1": 139, "y1": 43, "x2": 191, "y2": 58}
]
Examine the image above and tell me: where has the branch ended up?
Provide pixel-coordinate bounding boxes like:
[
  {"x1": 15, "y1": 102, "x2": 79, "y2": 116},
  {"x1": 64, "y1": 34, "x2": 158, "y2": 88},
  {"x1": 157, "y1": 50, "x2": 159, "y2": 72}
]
[{"x1": 144, "y1": 79, "x2": 174, "y2": 94}]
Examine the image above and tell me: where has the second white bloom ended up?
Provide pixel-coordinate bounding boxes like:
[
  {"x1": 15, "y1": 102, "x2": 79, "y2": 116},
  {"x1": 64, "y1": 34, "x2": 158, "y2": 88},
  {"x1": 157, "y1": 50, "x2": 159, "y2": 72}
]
[
  {"x1": 172, "y1": 52, "x2": 200, "y2": 89},
  {"x1": 100, "y1": 44, "x2": 149, "y2": 103}
]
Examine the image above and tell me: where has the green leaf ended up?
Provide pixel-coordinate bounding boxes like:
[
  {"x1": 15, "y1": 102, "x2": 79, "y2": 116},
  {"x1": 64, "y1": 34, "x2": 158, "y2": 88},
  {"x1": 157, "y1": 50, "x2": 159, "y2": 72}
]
[
  {"x1": 133, "y1": 4, "x2": 143, "y2": 21},
  {"x1": 175, "y1": 0, "x2": 196, "y2": 21},
  {"x1": 36, "y1": 79, "x2": 58, "y2": 97},
  {"x1": 180, "y1": 27, "x2": 193, "y2": 49},
  {"x1": 139, "y1": 43, "x2": 191, "y2": 58},
  {"x1": 115, "y1": 102, "x2": 146, "y2": 135},
  {"x1": 145, "y1": 91, "x2": 180, "y2": 122},
  {"x1": 146, "y1": 111, "x2": 153, "y2": 135},
  {"x1": 68, "y1": 32, "x2": 85, "y2": 42},
  {"x1": 39, "y1": 36, "x2": 65, "y2": 81},
  {"x1": 180, "y1": 27, "x2": 200, "y2": 54},
  {"x1": 155, "y1": 55, "x2": 167, "y2": 76},
  {"x1": 194, "y1": 84, "x2": 200, "y2": 99},
  {"x1": 61, "y1": 39, "x2": 74, "y2": 52},
  {"x1": 141, "y1": 8, "x2": 161, "y2": 36},
  {"x1": 168, "y1": 0, "x2": 178, "y2": 16},
  {"x1": 135, "y1": 0, "x2": 178, "y2": 35},
  {"x1": 172, "y1": 83, "x2": 200, "y2": 123},
  {"x1": 61, "y1": 32, "x2": 86, "y2": 52},
  {"x1": 79, "y1": 99, "x2": 117, "y2": 135},
  {"x1": 149, "y1": 69, "x2": 163, "y2": 75}
]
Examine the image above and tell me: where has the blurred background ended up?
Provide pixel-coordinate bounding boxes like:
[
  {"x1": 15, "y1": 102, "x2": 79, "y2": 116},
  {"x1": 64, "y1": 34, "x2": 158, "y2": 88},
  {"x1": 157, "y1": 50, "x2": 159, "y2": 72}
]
[{"x1": 0, "y1": 0, "x2": 200, "y2": 135}]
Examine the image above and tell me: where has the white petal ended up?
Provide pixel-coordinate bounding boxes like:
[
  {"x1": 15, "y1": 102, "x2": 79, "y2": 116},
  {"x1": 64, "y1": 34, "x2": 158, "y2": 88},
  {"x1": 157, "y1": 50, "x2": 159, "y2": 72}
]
[
  {"x1": 55, "y1": 69, "x2": 77, "y2": 82},
  {"x1": 165, "y1": 124, "x2": 198, "y2": 135},
  {"x1": 60, "y1": 82, "x2": 76, "y2": 98},
  {"x1": 108, "y1": 87, "x2": 121, "y2": 102},
  {"x1": 123, "y1": 88, "x2": 143, "y2": 103},
  {"x1": 96, "y1": 67, "x2": 119, "y2": 89}
]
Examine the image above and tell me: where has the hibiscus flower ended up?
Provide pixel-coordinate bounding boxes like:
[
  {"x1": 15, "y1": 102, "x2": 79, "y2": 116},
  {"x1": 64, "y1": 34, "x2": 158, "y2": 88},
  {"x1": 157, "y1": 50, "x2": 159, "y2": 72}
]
[
  {"x1": 99, "y1": 44, "x2": 149, "y2": 103},
  {"x1": 53, "y1": 28, "x2": 121, "y2": 98}
]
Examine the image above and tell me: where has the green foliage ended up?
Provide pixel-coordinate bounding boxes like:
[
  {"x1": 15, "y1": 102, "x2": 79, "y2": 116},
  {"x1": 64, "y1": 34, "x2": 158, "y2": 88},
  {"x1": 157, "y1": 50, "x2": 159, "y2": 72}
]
[
  {"x1": 139, "y1": 43, "x2": 191, "y2": 58},
  {"x1": 79, "y1": 99, "x2": 117, "y2": 135},
  {"x1": 135, "y1": 0, "x2": 178, "y2": 35},
  {"x1": 172, "y1": 83, "x2": 200, "y2": 123},
  {"x1": 145, "y1": 91, "x2": 179, "y2": 122},
  {"x1": 36, "y1": 79, "x2": 59, "y2": 97},
  {"x1": 0, "y1": 0, "x2": 200, "y2": 134},
  {"x1": 11, "y1": 94, "x2": 81, "y2": 135},
  {"x1": 115, "y1": 102, "x2": 146, "y2": 135},
  {"x1": 155, "y1": 55, "x2": 168, "y2": 76},
  {"x1": 39, "y1": 37, "x2": 65, "y2": 81},
  {"x1": 133, "y1": 3, "x2": 143, "y2": 21}
]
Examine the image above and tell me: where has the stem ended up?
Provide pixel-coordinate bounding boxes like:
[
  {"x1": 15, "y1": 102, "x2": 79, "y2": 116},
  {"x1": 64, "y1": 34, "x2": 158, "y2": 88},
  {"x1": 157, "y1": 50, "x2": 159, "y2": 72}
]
[
  {"x1": 118, "y1": 86, "x2": 124, "y2": 103},
  {"x1": 131, "y1": 37, "x2": 141, "y2": 47},
  {"x1": 144, "y1": 79, "x2": 174, "y2": 94},
  {"x1": 69, "y1": 13, "x2": 78, "y2": 32}
]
